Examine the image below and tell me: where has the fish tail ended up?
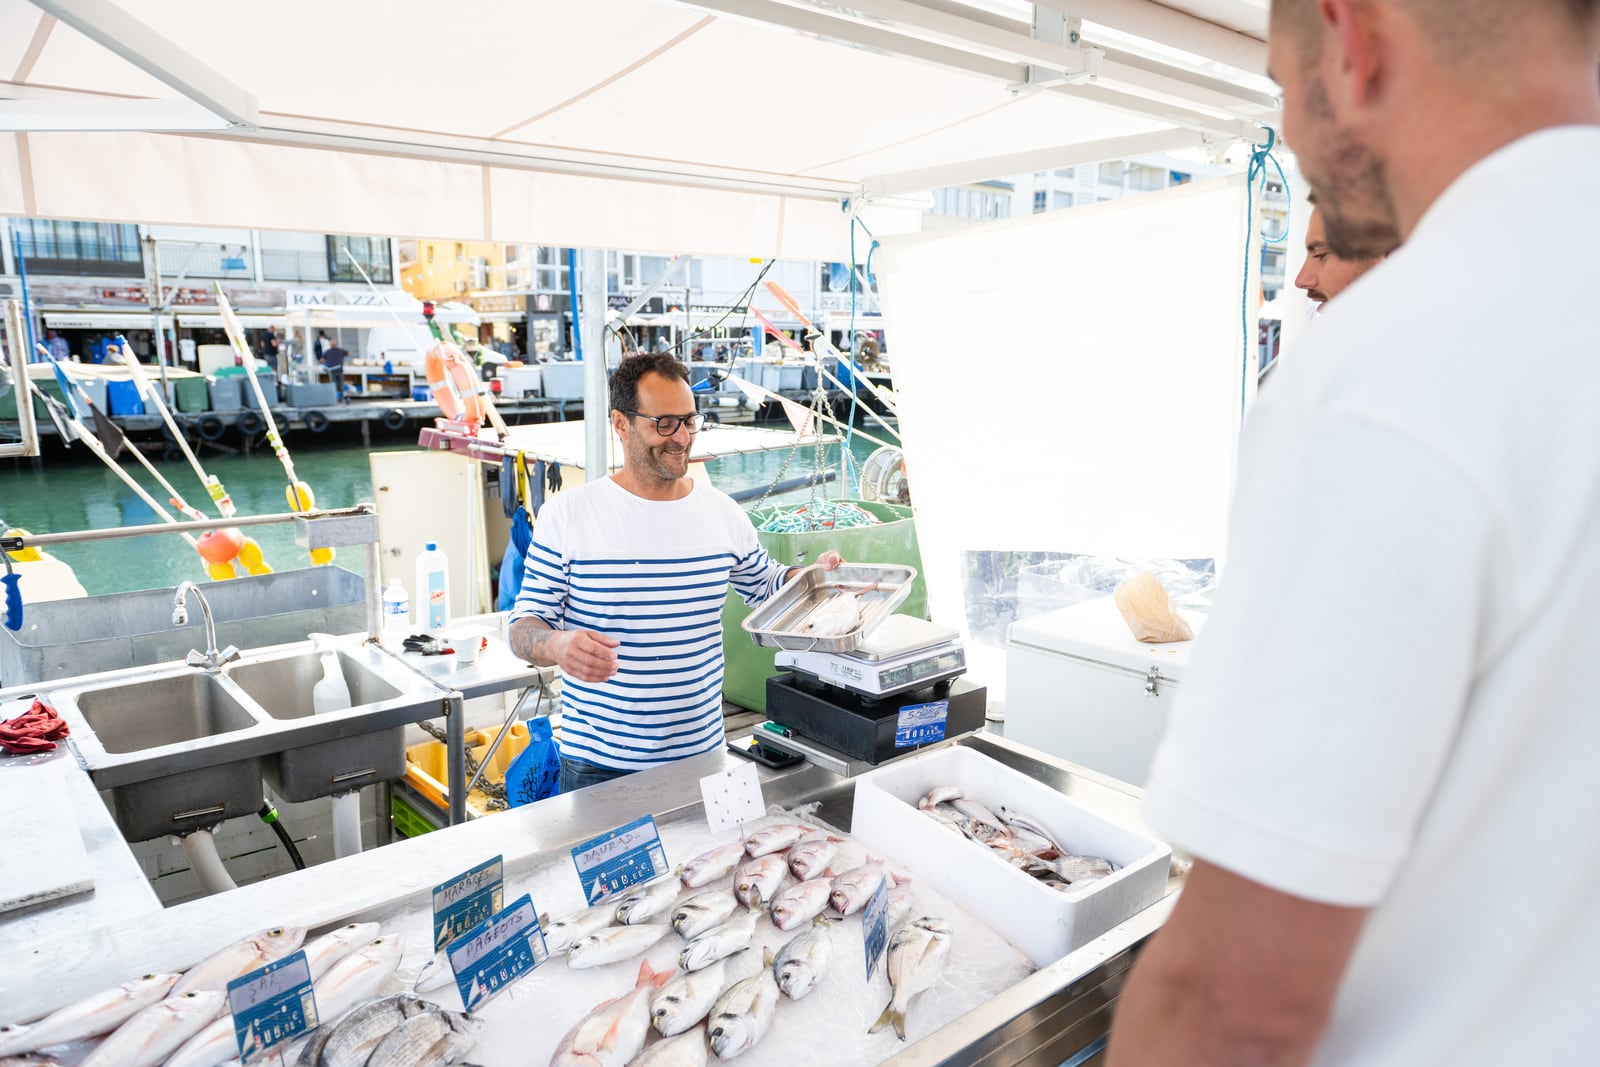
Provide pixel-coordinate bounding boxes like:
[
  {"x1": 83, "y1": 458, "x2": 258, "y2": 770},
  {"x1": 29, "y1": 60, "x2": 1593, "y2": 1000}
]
[{"x1": 869, "y1": 1000, "x2": 904, "y2": 1038}]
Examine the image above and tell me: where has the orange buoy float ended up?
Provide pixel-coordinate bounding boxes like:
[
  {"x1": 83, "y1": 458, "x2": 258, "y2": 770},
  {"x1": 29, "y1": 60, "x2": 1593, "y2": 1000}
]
[
  {"x1": 195, "y1": 525, "x2": 271, "y2": 580},
  {"x1": 425, "y1": 342, "x2": 485, "y2": 427}
]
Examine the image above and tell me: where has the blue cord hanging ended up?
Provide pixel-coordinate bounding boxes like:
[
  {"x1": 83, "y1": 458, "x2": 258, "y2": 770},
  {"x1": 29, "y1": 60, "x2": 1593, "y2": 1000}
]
[
  {"x1": 840, "y1": 202, "x2": 881, "y2": 497},
  {"x1": 1240, "y1": 128, "x2": 1292, "y2": 413}
]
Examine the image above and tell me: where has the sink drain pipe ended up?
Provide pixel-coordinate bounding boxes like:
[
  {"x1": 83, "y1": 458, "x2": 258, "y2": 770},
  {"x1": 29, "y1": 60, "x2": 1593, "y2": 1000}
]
[
  {"x1": 331, "y1": 792, "x2": 362, "y2": 859},
  {"x1": 259, "y1": 801, "x2": 306, "y2": 871},
  {"x1": 179, "y1": 828, "x2": 238, "y2": 895}
]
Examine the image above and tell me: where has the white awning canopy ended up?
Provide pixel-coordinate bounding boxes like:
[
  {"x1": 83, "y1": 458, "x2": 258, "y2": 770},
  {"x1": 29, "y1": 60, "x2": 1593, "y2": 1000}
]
[
  {"x1": 0, "y1": 0, "x2": 1276, "y2": 257},
  {"x1": 285, "y1": 299, "x2": 479, "y2": 329}
]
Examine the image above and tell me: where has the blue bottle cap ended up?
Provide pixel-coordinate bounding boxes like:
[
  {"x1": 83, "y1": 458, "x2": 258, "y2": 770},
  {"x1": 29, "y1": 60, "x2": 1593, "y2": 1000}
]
[{"x1": 425, "y1": 542, "x2": 437, "y2": 551}]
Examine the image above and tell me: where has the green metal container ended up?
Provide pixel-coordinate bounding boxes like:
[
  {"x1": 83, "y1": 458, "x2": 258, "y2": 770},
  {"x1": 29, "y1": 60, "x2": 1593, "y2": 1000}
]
[
  {"x1": 0, "y1": 374, "x2": 64, "y2": 421},
  {"x1": 721, "y1": 499, "x2": 927, "y2": 713}
]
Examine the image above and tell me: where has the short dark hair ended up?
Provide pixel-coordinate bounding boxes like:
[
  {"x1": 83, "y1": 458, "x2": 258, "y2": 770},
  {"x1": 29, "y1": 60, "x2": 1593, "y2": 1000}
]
[{"x1": 609, "y1": 352, "x2": 690, "y2": 414}]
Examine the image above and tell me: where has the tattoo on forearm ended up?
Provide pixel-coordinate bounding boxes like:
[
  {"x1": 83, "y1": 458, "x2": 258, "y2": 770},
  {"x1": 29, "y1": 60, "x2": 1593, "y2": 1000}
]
[{"x1": 510, "y1": 623, "x2": 557, "y2": 664}]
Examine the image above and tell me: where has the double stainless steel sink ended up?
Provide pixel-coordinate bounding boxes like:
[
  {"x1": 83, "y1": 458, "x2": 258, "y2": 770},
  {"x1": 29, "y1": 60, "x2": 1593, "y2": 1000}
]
[{"x1": 47, "y1": 640, "x2": 448, "y2": 841}]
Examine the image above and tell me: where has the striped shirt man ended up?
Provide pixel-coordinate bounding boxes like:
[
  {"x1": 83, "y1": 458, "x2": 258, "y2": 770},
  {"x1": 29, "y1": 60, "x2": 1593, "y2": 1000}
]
[{"x1": 510, "y1": 477, "x2": 789, "y2": 772}]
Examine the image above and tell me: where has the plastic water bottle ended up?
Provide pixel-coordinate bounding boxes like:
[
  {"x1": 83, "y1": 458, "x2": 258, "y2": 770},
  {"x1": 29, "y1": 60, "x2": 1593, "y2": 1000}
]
[
  {"x1": 415, "y1": 542, "x2": 450, "y2": 631},
  {"x1": 381, "y1": 578, "x2": 410, "y2": 644}
]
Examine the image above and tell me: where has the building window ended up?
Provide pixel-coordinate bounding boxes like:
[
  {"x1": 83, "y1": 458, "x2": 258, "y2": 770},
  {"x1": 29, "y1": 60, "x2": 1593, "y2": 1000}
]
[
  {"x1": 1098, "y1": 162, "x2": 1124, "y2": 186},
  {"x1": 12, "y1": 219, "x2": 143, "y2": 276},
  {"x1": 1127, "y1": 164, "x2": 1167, "y2": 192},
  {"x1": 328, "y1": 236, "x2": 392, "y2": 283},
  {"x1": 1051, "y1": 191, "x2": 1074, "y2": 210},
  {"x1": 1033, "y1": 190, "x2": 1048, "y2": 214}
]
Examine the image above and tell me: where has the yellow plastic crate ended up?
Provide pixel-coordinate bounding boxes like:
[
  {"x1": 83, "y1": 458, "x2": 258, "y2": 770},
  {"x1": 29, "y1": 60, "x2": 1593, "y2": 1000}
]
[{"x1": 404, "y1": 722, "x2": 530, "y2": 819}]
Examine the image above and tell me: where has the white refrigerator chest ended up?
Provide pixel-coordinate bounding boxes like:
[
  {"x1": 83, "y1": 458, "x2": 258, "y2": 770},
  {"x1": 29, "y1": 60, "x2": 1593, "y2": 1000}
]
[{"x1": 1004, "y1": 595, "x2": 1204, "y2": 787}]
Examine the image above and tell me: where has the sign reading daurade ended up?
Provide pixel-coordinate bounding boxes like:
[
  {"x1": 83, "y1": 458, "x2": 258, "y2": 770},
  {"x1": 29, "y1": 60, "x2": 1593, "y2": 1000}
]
[
  {"x1": 227, "y1": 950, "x2": 316, "y2": 1065},
  {"x1": 433, "y1": 856, "x2": 505, "y2": 950},
  {"x1": 571, "y1": 815, "x2": 668, "y2": 904},
  {"x1": 446, "y1": 893, "x2": 548, "y2": 1012}
]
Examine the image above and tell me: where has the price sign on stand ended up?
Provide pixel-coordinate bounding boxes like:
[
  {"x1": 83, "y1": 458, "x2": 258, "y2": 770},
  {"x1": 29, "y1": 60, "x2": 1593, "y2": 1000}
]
[
  {"x1": 433, "y1": 856, "x2": 504, "y2": 950},
  {"x1": 700, "y1": 762, "x2": 765, "y2": 833},
  {"x1": 227, "y1": 950, "x2": 317, "y2": 1065},
  {"x1": 862, "y1": 880, "x2": 891, "y2": 981},
  {"x1": 571, "y1": 816, "x2": 669, "y2": 904},
  {"x1": 446, "y1": 893, "x2": 549, "y2": 1012},
  {"x1": 894, "y1": 700, "x2": 949, "y2": 749}
]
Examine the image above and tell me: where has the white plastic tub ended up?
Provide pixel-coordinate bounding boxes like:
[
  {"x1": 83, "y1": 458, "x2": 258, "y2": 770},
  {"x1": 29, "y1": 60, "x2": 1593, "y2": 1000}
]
[{"x1": 850, "y1": 745, "x2": 1170, "y2": 966}]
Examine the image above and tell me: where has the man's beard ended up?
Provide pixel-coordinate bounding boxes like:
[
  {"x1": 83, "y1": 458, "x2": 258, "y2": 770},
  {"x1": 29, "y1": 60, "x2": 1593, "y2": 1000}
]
[
  {"x1": 640, "y1": 441, "x2": 688, "y2": 482},
  {"x1": 1299, "y1": 79, "x2": 1403, "y2": 261}
]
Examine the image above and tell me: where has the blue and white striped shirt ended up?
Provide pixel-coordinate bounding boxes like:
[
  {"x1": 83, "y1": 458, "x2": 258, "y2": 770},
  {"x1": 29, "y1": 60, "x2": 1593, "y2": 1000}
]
[{"x1": 510, "y1": 478, "x2": 789, "y2": 771}]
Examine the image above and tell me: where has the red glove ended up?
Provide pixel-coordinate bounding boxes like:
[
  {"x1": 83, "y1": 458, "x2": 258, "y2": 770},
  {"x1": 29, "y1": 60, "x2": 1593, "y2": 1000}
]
[{"x1": 0, "y1": 698, "x2": 70, "y2": 755}]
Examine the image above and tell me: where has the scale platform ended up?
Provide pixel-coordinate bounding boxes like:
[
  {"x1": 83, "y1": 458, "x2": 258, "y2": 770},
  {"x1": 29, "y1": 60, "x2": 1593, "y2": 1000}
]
[
  {"x1": 765, "y1": 671, "x2": 987, "y2": 767},
  {"x1": 774, "y1": 616, "x2": 965, "y2": 700}
]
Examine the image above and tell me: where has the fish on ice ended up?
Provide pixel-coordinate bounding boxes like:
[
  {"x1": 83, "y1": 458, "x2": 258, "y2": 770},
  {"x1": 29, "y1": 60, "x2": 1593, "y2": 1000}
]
[
  {"x1": 363, "y1": 1006, "x2": 481, "y2": 1067},
  {"x1": 541, "y1": 901, "x2": 620, "y2": 956},
  {"x1": 772, "y1": 924, "x2": 831, "y2": 1000},
  {"x1": 742, "y1": 823, "x2": 812, "y2": 858},
  {"x1": 551, "y1": 960, "x2": 673, "y2": 1067},
  {"x1": 706, "y1": 950, "x2": 779, "y2": 1060},
  {"x1": 567, "y1": 924, "x2": 672, "y2": 970},
  {"x1": 769, "y1": 879, "x2": 833, "y2": 931},
  {"x1": 0, "y1": 972, "x2": 181, "y2": 1057},
  {"x1": 78, "y1": 990, "x2": 225, "y2": 1067},
  {"x1": 733, "y1": 854, "x2": 788, "y2": 910},
  {"x1": 632, "y1": 1025, "x2": 709, "y2": 1067},
  {"x1": 870, "y1": 918, "x2": 953, "y2": 1041},
  {"x1": 678, "y1": 909, "x2": 760, "y2": 972},
  {"x1": 680, "y1": 840, "x2": 747, "y2": 888},
  {"x1": 671, "y1": 889, "x2": 738, "y2": 940},
  {"x1": 171, "y1": 926, "x2": 307, "y2": 996},
  {"x1": 615, "y1": 876, "x2": 682, "y2": 926}
]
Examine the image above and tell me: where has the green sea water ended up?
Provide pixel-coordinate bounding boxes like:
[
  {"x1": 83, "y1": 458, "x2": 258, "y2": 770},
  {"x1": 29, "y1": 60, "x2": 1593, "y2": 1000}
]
[{"x1": 1, "y1": 424, "x2": 886, "y2": 595}]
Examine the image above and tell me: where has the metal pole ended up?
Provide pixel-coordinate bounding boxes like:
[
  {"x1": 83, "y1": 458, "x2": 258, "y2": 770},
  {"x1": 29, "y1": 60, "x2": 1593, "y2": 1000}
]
[
  {"x1": 0, "y1": 505, "x2": 379, "y2": 549},
  {"x1": 146, "y1": 235, "x2": 171, "y2": 396},
  {"x1": 0, "y1": 301, "x2": 41, "y2": 459},
  {"x1": 579, "y1": 248, "x2": 608, "y2": 479},
  {"x1": 12, "y1": 232, "x2": 37, "y2": 364},
  {"x1": 446, "y1": 692, "x2": 467, "y2": 826},
  {"x1": 363, "y1": 537, "x2": 384, "y2": 642}
]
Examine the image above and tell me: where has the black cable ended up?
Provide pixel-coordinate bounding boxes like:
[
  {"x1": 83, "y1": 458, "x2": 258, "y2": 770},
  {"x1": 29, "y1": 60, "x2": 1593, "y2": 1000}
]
[{"x1": 259, "y1": 800, "x2": 306, "y2": 871}]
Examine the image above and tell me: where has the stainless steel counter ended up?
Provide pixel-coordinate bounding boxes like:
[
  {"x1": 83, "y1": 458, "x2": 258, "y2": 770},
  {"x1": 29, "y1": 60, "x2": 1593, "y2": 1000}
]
[{"x1": 0, "y1": 726, "x2": 1175, "y2": 1063}]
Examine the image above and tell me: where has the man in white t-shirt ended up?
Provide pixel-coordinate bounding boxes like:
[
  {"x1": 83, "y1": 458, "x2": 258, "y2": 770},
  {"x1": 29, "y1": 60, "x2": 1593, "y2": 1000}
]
[
  {"x1": 507, "y1": 353, "x2": 840, "y2": 792},
  {"x1": 1107, "y1": 3, "x2": 1600, "y2": 1066},
  {"x1": 1294, "y1": 197, "x2": 1384, "y2": 309}
]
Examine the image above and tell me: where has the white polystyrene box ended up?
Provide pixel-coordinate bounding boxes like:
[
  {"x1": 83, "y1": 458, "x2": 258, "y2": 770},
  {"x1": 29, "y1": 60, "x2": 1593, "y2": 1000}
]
[
  {"x1": 1005, "y1": 595, "x2": 1204, "y2": 787},
  {"x1": 850, "y1": 745, "x2": 1170, "y2": 967}
]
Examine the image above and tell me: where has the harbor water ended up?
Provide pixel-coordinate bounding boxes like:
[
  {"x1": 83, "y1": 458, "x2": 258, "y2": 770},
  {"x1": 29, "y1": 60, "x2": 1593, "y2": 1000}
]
[{"x1": 1, "y1": 427, "x2": 886, "y2": 595}]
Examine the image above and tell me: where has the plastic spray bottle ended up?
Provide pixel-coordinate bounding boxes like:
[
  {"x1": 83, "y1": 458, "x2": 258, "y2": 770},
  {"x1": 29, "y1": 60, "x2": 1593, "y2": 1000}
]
[{"x1": 415, "y1": 542, "x2": 450, "y2": 631}]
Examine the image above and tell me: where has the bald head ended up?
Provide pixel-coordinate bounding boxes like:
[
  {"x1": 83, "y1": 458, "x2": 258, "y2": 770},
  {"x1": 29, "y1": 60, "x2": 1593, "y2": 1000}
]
[{"x1": 1273, "y1": 0, "x2": 1600, "y2": 60}]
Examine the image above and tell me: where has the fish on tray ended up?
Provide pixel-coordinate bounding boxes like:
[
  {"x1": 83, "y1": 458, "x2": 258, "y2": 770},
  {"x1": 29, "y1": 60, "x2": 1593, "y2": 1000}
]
[
  {"x1": 0, "y1": 972, "x2": 181, "y2": 1057},
  {"x1": 742, "y1": 822, "x2": 813, "y2": 858},
  {"x1": 632, "y1": 1025, "x2": 709, "y2": 1067},
  {"x1": 364, "y1": 1005, "x2": 481, "y2": 1067},
  {"x1": 796, "y1": 581, "x2": 879, "y2": 637},
  {"x1": 293, "y1": 994, "x2": 436, "y2": 1067},
  {"x1": 552, "y1": 960, "x2": 673, "y2": 1067},
  {"x1": 706, "y1": 951, "x2": 779, "y2": 1060},
  {"x1": 785, "y1": 833, "x2": 844, "y2": 881},
  {"x1": 651, "y1": 949, "x2": 759, "y2": 1038},
  {"x1": 679, "y1": 910, "x2": 761, "y2": 972},
  {"x1": 870, "y1": 917, "x2": 953, "y2": 1041},
  {"x1": 616, "y1": 876, "x2": 684, "y2": 926},
  {"x1": 680, "y1": 840, "x2": 747, "y2": 888},
  {"x1": 772, "y1": 923, "x2": 832, "y2": 1000},
  {"x1": 769, "y1": 879, "x2": 833, "y2": 931},
  {"x1": 733, "y1": 854, "x2": 788, "y2": 909},
  {"x1": 542, "y1": 901, "x2": 621, "y2": 957},
  {"x1": 78, "y1": 990, "x2": 224, "y2": 1067},
  {"x1": 171, "y1": 925, "x2": 308, "y2": 996},
  {"x1": 568, "y1": 925, "x2": 672, "y2": 970},
  {"x1": 671, "y1": 889, "x2": 738, "y2": 940}
]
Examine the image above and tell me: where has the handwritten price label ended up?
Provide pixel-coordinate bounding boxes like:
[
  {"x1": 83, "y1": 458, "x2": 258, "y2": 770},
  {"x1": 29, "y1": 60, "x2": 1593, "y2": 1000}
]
[
  {"x1": 227, "y1": 951, "x2": 316, "y2": 1065},
  {"x1": 571, "y1": 816, "x2": 668, "y2": 904},
  {"x1": 433, "y1": 856, "x2": 504, "y2": 950},
  {"x1": 446, "y1": 894, "x2": 548, "y2": 1012}
]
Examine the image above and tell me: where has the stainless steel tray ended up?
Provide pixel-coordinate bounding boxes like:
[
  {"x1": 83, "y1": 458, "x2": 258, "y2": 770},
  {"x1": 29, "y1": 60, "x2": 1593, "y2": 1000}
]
[{"x1": 742, "y1": 563, "x2": 917, "y2": 653}]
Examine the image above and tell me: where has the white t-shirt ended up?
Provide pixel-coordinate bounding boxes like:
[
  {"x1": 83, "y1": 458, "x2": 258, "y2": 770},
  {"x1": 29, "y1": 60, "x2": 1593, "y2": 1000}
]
[
  {"x1": 1143, "y1": 127, "x2": 1600, "y2": 1067},
  {"x1": 510, "y1": 477, "x2": 788, "y2": 771}
]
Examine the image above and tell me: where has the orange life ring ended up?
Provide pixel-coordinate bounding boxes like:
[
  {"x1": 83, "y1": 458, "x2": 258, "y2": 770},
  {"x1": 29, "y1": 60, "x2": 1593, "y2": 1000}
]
[{"x1": 425, "y1": 342, "x2": 485, "y2": 426}]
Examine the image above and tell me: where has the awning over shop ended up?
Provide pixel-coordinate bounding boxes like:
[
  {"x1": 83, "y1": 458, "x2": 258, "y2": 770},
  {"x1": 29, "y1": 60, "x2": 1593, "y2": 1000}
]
[
  {"x1": 176, "y1": 312, "x2": 288, "y2": 329},
  {"x1": 473, "y1": 310, "x2": 528, "y2": 324},
  {"x1": 285, "y1": 299, "x2": 479, "y2": 329},
  {"x1": 43, "y1": 312, "x2": 166, "y2": 330}
]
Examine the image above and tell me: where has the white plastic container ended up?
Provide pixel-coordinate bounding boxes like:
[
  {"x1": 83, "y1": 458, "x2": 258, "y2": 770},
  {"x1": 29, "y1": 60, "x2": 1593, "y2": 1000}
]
[
  {"x1": 850, "y1": 745, "x2": 1170, "y2": 967},
  {"x1": 414, "y1": 542, "x2": 450, "y2": 631},
  {"x1": 1005, "y1": 595, "x2": 1203, "y2": 787},
  {"x1": 381, "y1": 578, "x2": 410, "y2": 644}
]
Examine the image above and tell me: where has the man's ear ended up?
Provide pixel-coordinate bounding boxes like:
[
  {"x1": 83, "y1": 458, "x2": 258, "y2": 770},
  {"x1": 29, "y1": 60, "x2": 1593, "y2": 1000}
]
[
  {"x1": 610, "y1": 408, "x2": 628, "y2": 438},
  {"x1": 1319, "y1": 0, "x2": 1384, "y2": 110}
]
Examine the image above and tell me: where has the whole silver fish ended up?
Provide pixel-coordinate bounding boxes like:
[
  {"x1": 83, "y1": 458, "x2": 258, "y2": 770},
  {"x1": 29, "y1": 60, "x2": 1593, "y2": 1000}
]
[
  {"x1": 680, "y1": 840, "x2": 747, "y2": 888},
  {"x1": 0, "y1": 972, "x2": 181, "y2": 1056},
  {"x1": 732, "y1": 854, "x2": 787, "y2": 909},
  {"x1": 78, "y1": 990, "x2": 225, "y2": 1067},
  {"x1": 706, "y1": 952, "x2": 779, "y2": 1060},
  {"x1": 820, "y1": 841, "x2": 873, "y2": 879},
  {"x1": 769, "y1": 879, "x2": 832, "y2": 931},
  {"x1": 364, "y1": 1008, "x2": 482, "y2": 1067},
  {"x1": 286, "y1": 934, "x2": 408, "y2": 1066},
  {"x1": 885, "y1": 886, "x2": 916, "y2": 931},
  {"x1": 1034, "y1": 854, "x2": 1116, "y2": 885},
  {"x1": 773, "y1": 925, "x2": 831, "y2": 1000},
  {"x1": 678, "y1": 909, "x2": 760, "y2": 972},
  {"x1": 742, "y1": 823, "x2": 811, "y2": 858},
  {"x1": 916, "y1": 786, "x2": 963, "y2": 810},
  {"x1": 303, "y1": 923, "x2": 382, "y2": 982},
  {"x1": 312, "y1": 994, "x2": 436, "y2": 1067},
  {"x1": 567, "y1": 924, "x2": 671, "y2": 970},
  {"x1": 552, "y1": 960, "x2": 672, "y2": 1067},
  {"x1": 671, "y1": 889, "x2": 738, "y2": 940},
  {"x1": 785, "y1": 835, "x2": 841, "y2": 881},
  {"x1": 172, "y1": 926, "x2": 307, "y2": 996},
  {"x1": 951, "y1": 798, "x2": 1007, "y2": 840},
  {"x1": 632, "y1": 1025, "x2": 709, "y2": 1067},
  {"x1": 651, "y1": 956, "x2": 731, "y2": 1036},
  {"x1": 166, "y1": 1016, "x2": 241, "y2": 1067},
  {"x1": 542, "y1": 901, "x2": 620, "y2": 956},
  {"x1": 615, "y1": 876, "x2": 682, "y2": 925},
  {"x1": 869, "y1": 918, "x2": 953, "y2": 1041},
  {"x1": 828, "y1": 864, "x2": 888, "y2": 916}
]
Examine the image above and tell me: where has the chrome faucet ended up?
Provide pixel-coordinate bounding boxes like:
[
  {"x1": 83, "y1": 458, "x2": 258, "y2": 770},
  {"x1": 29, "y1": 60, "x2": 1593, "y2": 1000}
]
[{"x1": 173, "y1": 581, "x2": 241, "y2": 672}]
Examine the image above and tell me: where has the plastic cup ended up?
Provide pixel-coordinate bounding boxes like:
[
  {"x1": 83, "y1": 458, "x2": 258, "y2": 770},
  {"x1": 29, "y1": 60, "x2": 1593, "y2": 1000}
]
[{"x1": 451, "y1": 629, "x2": 486, "y2": 665}]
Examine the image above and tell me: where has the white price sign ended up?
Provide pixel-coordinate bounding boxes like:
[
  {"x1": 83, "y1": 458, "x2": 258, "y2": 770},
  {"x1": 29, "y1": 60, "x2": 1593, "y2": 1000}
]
[{"x1": 700, "y1": 761, "x2": 765, "y2": 833}]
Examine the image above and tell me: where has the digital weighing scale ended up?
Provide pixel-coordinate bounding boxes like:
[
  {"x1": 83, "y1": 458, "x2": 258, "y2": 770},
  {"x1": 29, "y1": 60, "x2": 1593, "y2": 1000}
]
[{"x1": 763, "y1": 616, "x2": 987, "y2": 768}]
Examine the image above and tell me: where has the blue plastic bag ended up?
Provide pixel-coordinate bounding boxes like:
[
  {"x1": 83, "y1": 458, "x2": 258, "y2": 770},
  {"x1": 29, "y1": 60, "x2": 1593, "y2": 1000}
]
[{"x1": 503, "y1": 716, "x2": 561, "y2": 805}]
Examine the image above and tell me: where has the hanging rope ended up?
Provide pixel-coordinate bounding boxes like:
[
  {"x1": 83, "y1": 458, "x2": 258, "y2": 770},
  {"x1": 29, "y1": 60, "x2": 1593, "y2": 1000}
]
[
  {"x1": 841, "y1": 204, "x2": 882, "y2": 498},
  {"x1": 750, "y1": 498, "x2": 881, "y2": 534},
  {"x1": 1241, "y1": 128, "x2": 1292, "y2": 414}
]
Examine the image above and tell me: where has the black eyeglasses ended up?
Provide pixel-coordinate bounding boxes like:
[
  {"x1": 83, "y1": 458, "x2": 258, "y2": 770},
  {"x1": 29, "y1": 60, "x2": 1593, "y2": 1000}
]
[{"x1": 621, "y1": 409, "x2": 706, "y2": 435}]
